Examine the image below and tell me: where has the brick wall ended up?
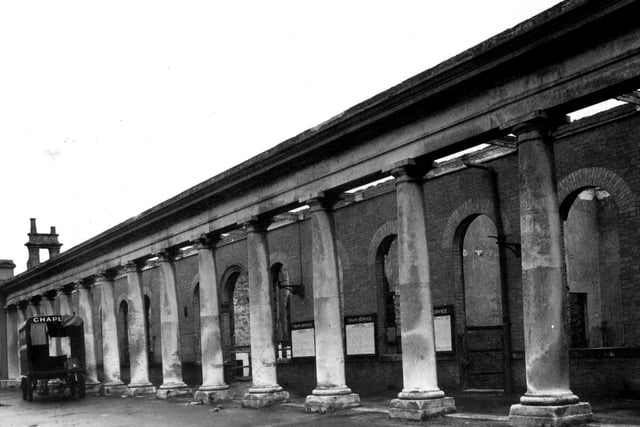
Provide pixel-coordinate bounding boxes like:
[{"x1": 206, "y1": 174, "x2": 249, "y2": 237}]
[{"x1": 124, "y1": 105, "x2": 640, "y2": 398}]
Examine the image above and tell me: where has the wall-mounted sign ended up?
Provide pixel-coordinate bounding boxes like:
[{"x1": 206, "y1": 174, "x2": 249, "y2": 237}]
[
  {"x1": 434, "y1": 305, "x2": 454, "y2": 352},
  {"x1": 291, "y1": 321, "x2": 315, "y2": 357},
  {"x1": 345, "y1": 314, "x2": 376, "y2": 355}
]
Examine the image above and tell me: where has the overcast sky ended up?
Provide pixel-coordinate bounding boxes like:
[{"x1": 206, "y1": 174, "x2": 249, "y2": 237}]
[{"x1": 1, "y1": 1, "x2": 562, "y2": 274}]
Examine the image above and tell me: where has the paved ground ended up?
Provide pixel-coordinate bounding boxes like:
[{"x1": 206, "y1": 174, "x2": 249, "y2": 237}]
[{"x1": 1, "y1": 385, "x2": 639, "y2": 427}]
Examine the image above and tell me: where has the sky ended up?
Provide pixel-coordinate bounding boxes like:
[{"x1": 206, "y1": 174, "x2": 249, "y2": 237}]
[{"x1": 1, "y1": 0, "x2": 563, "y2": 274}]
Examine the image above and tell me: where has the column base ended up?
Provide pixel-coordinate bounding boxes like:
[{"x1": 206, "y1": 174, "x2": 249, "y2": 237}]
[
  {"x1": 127, "y1": 383, "x2": 157, "y2": 397},
  {"x1": 102, "y1": 381, "x2": 128, "y2": 396},
  {"x1": 156, "y1": 382, "x2": 192, "y2": 399},
  {"x1": 304, "y1": 392, "x2": 361, "y2": 414},
  {"x1": 389, "y1": 397, "x2": 456, "y2": 420},
  {"x1": 86, "y1": 380, "x2": 103, "y2": 396},
  {"x1": 194, "y1": 385, "x2": 233, "y2": 404},
  {"x1": 242, "y1": 388, "x2": 289, "y2": 409},
  {"x1": 0, "y1": 379, "x2": 19, "y2": 389},
  {"x1": 509, "y1": 402, "x2": 592, "y2": 427}
]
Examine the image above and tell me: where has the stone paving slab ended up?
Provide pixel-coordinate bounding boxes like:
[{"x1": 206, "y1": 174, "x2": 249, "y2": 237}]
[{"x1": 1, "y1": 388, "x2": 639, "y2": 427}]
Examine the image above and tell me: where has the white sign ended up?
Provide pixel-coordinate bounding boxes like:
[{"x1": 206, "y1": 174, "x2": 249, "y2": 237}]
[
  {"x1": 291, "y1": 327, "x2": 315, "y2": 357},
  {"x1": 434, "y1": 314, "x2": 453, "y2": 352},
  {"x1": 345, "y1": 322, "x2": 375, "y2": 355}
]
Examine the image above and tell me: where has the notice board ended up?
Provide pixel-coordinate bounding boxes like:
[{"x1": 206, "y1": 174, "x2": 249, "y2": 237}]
[
  {"x1": 345, "y1": 314, "x2": 376, "y2": 355},
  {"x1": 434, "y1": 305, "x2": 454, "y2": 353},
  {"x1": 291, "y1": 321, "x2": 315, "y2": 357}
]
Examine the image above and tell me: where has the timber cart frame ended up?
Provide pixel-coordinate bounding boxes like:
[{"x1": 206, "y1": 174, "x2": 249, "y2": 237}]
[{"x1": 19, "y1": 315, "x2": 86, "y2": 401}]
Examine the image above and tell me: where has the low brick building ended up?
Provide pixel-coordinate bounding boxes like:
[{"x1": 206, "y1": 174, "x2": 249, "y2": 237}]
[{"x1": 2, "y1": 1, "x2": 640, "y2": 424}]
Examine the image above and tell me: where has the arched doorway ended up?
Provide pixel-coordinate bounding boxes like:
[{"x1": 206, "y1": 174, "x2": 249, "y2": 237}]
[
  {"x1": 118, "y1": 300, "x2": 130, "y2": 364},
  {"x1": 563, "y1": 187, "x2": 623, "y2": 348},
  {"x1": 221, "y1": 267, "x2": 251, "y2": 380},
  {"x1": 192, "y1": 284, "x2": 201, "y2": 363},
  {"x1": 460, "y1": 214, "x2": 505, "y2": 391},
  {"x1": 375, "y1": 235, "x2": 400, "y2": 354},
  {"x1": 271, "y1": 263, "x2": 292, "y2": 359}
]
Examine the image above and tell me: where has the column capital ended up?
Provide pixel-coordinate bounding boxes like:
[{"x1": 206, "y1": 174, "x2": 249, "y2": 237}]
[
  {"x1": 94, "y1": 270, "x2": 115, "y2": 284},
  {"x1": 155, "y1": 248, "x2": 179, "y2": 263},
  {"x1": 305, "y1": 192, "x2": 340, "y2": 213},
  {"x1": 44, "y1": 289, "x2": 58, "y2": 300},
  {"x1": 124, "y1": 260, "x2": 145, "y2": 273},
  {"x1": 386, "y1": 159, "x2": 429, "y2": 184},
  {"x1": 5, "y1": 303, "x2": 17, "y2": 312},
  {"x1": 502, "y1": 110, "x2": 569, "y2": 140},
  {"x1": 56, "y1": 285, "x2": 74, "y2": 296},
  {"x1": 240, "y1": 217, "x2": 272, "y2": 233},
  {"x1": 29, "y1": 295, "x2": 42, "y2": 305},
  {"x1": 193, "y1": 234, "x2": 222, "y2": 250},
  {"x1": 72, "y1": 279, "x2": 91, "y2": 291}
]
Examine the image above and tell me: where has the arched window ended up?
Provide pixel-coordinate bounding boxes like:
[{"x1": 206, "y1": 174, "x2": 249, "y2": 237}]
[
  {"x1": 564, "y1": 187, "x2": 623, "y2": 348},
  {"x1": 376, "y1": 235, "x2": 400, "y2": 354},
  {"x1": 271, "y1": 263, "x2": 292, "y2": 359}
]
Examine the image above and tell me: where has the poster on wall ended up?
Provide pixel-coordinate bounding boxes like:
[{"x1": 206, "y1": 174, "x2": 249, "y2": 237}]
[
  {"x1": 291, "y1": 321, "x2": 315, "y2": 357},
  {"x1": 434, "y1": 305, "x2": 454, "y2": 352},
  {"x1": 345, "y1": 314, "x2": 376, "y2": 355}
]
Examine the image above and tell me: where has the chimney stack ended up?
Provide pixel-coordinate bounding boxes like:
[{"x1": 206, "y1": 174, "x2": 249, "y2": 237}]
[{"x1": 25, "y1": 218, "x2": 63, "y2": 270}]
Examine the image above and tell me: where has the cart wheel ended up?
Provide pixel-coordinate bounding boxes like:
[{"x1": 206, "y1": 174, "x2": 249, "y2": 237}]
[
  {"x1": 69, "y1": 375, "x2": 77, "y2": 397},
  {"x1": 77, "y1": 374, "x2": 86, "y2": 399},
  {"x1": 27, "y1": 378, "x2": 34, "y2": 402},
  {"x1": 20, "y1": 378, "x2": 28, "y2": 401}
]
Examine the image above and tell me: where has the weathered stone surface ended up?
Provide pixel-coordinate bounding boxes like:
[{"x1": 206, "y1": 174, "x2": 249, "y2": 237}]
[
  {"x1": 246, "y1": 221, "x2": 281, "y2": 391},
  {"x1": 193, "y1": 388, "x2": 233, "y2": 404},
  {"x1": 127, "y1": 384, "x2": 157, "y2": 397},
  {"x1": 156, "y1": 385, "x2": 192, "y2": 400},
  {"x1": 241, "y1": 390, "x2": 289, "y2": 408},
  {"x1": 389, "y1": 397, "x2": 455, "y2": 420},
  {"x1": 102, "y1": 382, "x2": 128, "y2": 396},
  {"x1": 304, "y1": 393, "x2": 360, "y2": 413},
  {"x1": 509, "y1": 402, "x2": 593, "y2": 427}
]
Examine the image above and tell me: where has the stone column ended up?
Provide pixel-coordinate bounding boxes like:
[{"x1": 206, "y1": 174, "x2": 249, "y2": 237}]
[
  {"x1": 155, "y1": 251, "x2": 190, "y2": 399},
  {"x1": 508, "y1": 113, "x2": 592, "y2": 426},
  {"x1": 56, "y1": 287, "x2": 74, "y2": 315},
  {"x1": 76, "y1": 280, "x2": 102, "y2": 393},
  {"x1": 304, "y1": 195, "x2": 360, "y2": 413},
  {"x1": 386, "y1": 160, "x2": 455, "y2": 420},
  {"x1": 241, "y1": 219, "x2": 289, "y2": 408},
  {"x1": 42, "y1": 292, "x2": 56, "y2": 315},
  {"x1": 6, "y1": 304, "x2": 19, "y2": 383},
  {"x1": 17, "y1": 302, "x2": 27, "y2": 328},
  {"x1": 96, "y1": 272, "x2": 127, "y2": 395},
  {"x1": 124, "y1": 262, "x2": 156, "y2": 396},
  {"x1": 193, "y1": 237, "x2": 232, "y2": 403},
  {"x1": 26, "y1": 297, "x2": 41, "y2": 318}
]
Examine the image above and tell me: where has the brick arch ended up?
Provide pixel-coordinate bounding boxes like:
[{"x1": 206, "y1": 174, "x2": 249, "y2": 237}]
[
  {"x1": 219, "y1": 264, "x2": 247, "y2": 305},
  {"x1": 558, "y1": 167, "x2": 638, "y2": 217},
  {"x1": 189, "y1": 274, "x2": 200, "y2": 307},
  {"x1": 441, "y1": 198, "x2": 495, "y2": 249},
  {"x1": 366, "y1": 220, "x2": 399, "y2": 355},
  {"x1": 269, "y1": 251, "x2": 294, "y2": 271},
  {"x1": 366, "y1": 220, "x2": 398, "y2": 272},
  {"x1": 335, "y1": 239, "x2": 351, "y2": 271},
  {"x1": 116, "y1": 292, "x2": 128, "y2": 311}
]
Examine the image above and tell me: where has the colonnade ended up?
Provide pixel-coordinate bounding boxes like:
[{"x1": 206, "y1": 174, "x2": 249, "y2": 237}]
[{"x1": 3, "y1": 111, "x2": 592, "y2": 424}]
